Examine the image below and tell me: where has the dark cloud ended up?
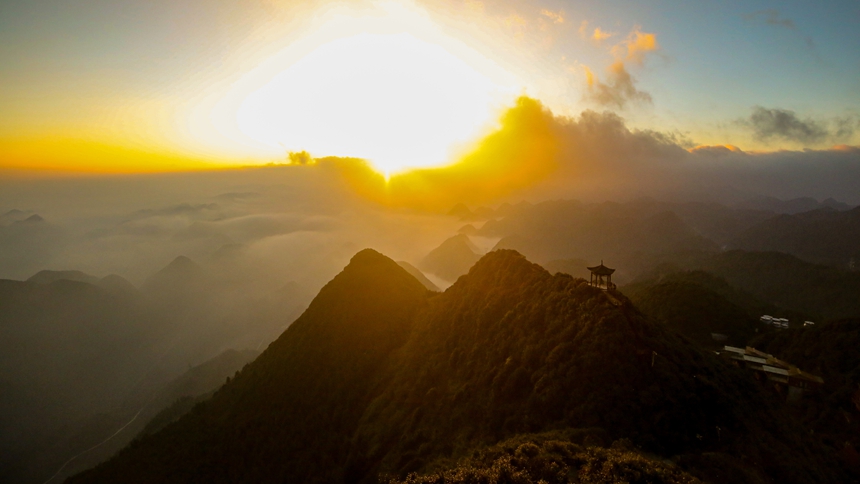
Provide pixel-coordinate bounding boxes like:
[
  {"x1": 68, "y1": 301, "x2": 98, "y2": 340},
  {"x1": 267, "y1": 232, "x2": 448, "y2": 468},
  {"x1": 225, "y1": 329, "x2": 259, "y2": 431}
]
[
  {"x1": 747, "y1": 106, "x2": 828, "y2": 143},
  {"x1": 584, "y1": 62, "x2": 652, "y2": 109},
  {"x1": 743, "y1": 107, "x2": 857, "y2": 144},
  {"x1": 745, "y1": 9, "x2": 796, "y2": 29}
]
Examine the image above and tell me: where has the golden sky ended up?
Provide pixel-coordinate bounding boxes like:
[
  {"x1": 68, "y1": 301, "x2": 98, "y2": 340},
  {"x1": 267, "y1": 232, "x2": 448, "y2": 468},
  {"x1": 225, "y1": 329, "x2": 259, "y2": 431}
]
[{"x1": 1, "y1": 0, "x2": 858, "y2": 176}]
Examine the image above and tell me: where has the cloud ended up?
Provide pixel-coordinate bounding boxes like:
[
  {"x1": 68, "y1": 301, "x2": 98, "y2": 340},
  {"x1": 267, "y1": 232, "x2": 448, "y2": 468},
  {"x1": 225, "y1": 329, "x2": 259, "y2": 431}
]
[
  {"x1": 743, "y1": 9, "x2": 818, "y2": 58},
  {"x1": 744, "y1": 9, "x2": 796, "y2": 29},
  {"x1": 540, "y1": 9, "x2": 564, "y2": 24},
  {"x1": 688, "y1": 145, "x2": 745, "y2": 157},
  {"x1": 592, "y1": 27, "x2": 613, "y2": 42},
  {"x1": 578, "y1": 20, "x2": 589, "y2": 39},
  {"x1": 743, "y1": 107, "x2": 858, "y2": 145},
  {"x1": 504, "y1": 13, "x2": 527, "y2": 39},
  {"x1": 611, "y1": 28, "x2": 659, "y2": 65},
  {"x1": 583, "y1": 62, "x2": 652, "y2": 109}
]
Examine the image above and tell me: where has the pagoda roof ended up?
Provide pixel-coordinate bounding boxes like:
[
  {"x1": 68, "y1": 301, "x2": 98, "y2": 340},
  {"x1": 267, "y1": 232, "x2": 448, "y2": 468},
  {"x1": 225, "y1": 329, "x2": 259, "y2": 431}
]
[{"x1": 587, "y1": 262, "x2": 615, "y2": 275}]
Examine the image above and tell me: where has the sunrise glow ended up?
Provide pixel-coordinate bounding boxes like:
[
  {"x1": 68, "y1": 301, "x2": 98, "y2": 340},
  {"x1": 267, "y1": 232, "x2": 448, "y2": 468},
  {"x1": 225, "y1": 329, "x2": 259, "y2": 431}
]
[{"x1": 218, "y1": 4, "x2": 516, "y2": 175}]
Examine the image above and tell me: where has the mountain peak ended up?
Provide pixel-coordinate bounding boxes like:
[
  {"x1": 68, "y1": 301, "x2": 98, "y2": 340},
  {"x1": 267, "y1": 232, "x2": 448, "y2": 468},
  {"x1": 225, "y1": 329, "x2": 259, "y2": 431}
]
[{"x1": 27, "y1": 269, "x2": 99, "y2": 285}]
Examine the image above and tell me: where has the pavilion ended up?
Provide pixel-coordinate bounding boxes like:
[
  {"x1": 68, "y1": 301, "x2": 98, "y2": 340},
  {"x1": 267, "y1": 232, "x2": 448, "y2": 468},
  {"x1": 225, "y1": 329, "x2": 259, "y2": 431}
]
[{"x1": 587, "y1": 261, "x2": 616, "y2": 290}]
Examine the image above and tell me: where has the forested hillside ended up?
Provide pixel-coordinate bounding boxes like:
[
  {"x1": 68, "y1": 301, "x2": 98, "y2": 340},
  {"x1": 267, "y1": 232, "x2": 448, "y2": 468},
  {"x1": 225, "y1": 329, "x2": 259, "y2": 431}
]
[{"x1": 68, "y1": 250, "x2": 846, "y2": 484}]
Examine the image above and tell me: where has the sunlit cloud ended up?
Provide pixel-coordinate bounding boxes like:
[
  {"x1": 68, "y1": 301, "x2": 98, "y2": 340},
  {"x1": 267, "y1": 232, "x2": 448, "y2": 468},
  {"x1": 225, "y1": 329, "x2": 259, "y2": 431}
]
[
  {"x1": 540, "y1": 9, "x2": 564, "y2": 24},
  {"x1": 582, "y1": 62, "x2": 652, "y2": 109},
  {"x1": 323, "y1": 96, "x2": 559, "y2": 210},
  {"x1": 592, "y1": 28, "x2": 613, "y2": 42},
  {"x1": 206, "y1": 2, "x2": 518, "y2": 176},
  {"x1": 504, "y1": 13, "x2": 528, "y2": 40},
  {"x1": 611, "y1": 28, "x2": 659, "y2": 65}
]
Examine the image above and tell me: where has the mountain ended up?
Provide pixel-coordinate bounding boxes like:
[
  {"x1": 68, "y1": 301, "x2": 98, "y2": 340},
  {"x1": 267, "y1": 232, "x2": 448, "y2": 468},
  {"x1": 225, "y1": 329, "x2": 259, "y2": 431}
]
[
  {"x1": 39, "y1": 349, "x2": 260, "y2": 484},
  {"x1": 68, "y1": 249, "x2": 430, "y2": 484},
  {"x1": 141, "y1": 255, "x2": 206, "y2": 296},
  {"x1": 396, "y1": 261, "x2": 440, "y2": 291},
  {"x1": 27, "y1": 270, "x2": 100, "y2": 285},
  {"x1": 68, "y1": 249, "x2": 845, "y2": 484},
  {"x1": 541, "y1": 258, "x2": 591, "y2": 279},
  {"x1": 622, "y1": 271, "x2": 761, "y2": 348},
  {"x1": 734, "y1": 196, "x2": 853, "y2": 214},
  {"x1": 696, "y1": 251, "x2": 860, "y2": 321},
  {"x1": 419, "y1": 234, "x2": 480, "y2": 282},
  {"x1": 478, "y1": 200, "x2": 719, "y2": 282},
  {"x1": 751, "y1": 319, "x2": 860, "y2": 475},
  {"x1": 95, "y1": 274, "x2": 138, "y2": 297},
  {"x1": 0, "y1": 277, "x2": 163, "y2": 484},
  {"x1": 731, "y1": 206, "x2": 860, "y2": 268}
]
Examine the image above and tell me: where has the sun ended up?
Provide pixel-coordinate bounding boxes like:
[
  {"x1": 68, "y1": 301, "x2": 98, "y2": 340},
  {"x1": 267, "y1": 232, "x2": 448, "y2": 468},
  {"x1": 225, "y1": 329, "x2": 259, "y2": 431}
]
[{"x1": 228, "y1": 6, "x2": 514, "y2": 176}]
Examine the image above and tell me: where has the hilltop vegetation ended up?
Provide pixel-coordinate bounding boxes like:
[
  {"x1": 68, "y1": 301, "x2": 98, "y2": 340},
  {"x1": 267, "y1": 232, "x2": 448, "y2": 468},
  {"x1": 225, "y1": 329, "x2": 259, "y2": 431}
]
[
  {"x1": 751, "y1": 319, "x2": 860, "y2": 475},
  {"x1": 68, "y1": 249, "x2": 846, "y2": 484},
  {"x1": 622, "y1": 271, "x2": 760, "y2": 348}
]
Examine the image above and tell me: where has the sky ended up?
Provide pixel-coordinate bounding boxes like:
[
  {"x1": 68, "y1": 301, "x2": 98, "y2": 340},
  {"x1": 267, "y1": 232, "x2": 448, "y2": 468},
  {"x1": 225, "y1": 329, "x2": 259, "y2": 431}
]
[{"x1": 1, "y1": 0, "x2": 858, "y2": 174}]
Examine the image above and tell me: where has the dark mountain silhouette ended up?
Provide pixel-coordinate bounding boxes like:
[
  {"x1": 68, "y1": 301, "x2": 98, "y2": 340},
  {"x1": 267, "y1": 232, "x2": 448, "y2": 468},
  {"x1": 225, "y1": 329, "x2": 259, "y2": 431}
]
[
  {"x1": 734, "y1": 196, "x2": 853, "y2": 214},
  {"x1": 541, "y1": 258, "x2": 591, "y2": 279},
  {"x1": 15, "y1": 214, "x2": 45, "y2": 224},
  {"x1": 695, "y1": 251, "x2": 860, "y2": 321},
  {"x1": 397, "y1": 261, "x2": 440, "y2": 291},
  {"x1": 0, "y1": 258, "x2": 310, "y2": 484},
  {"x1": 95, "y1": 274, "x2": 138, "y2": 297},
  {"x1": 420, "y1": 234, "x2": 480, "y2": 281},
  {"x1": 141, "y1": 256, "x2": 206, "y2": 294},
  {"x1": 622, "y1": 271, "x2": 760, "y2": 348},
  {"x1": 68, "y1": 249, "x2": 845, "y2": 484},
  {"x1": 40, "y1": 349, "x2": 260, "y2": 484},
  {"x1": 68, "y1": 248, "x2": 430, "y2": 484},
  {"x1": 478, "y1": 200, "x2": 719, "y2": 283},
  {"x1": 0, "y1": 277, "x2": 161, "y2": 484},
  {"x1": 751, "y1": 318, "x2": 860, "y2": 476},
  {"x1": 457, "y1": 223, "x2": 478, "y2": 235},
  {"x1": 0, "y1": 209, "x2": 32, "y2": 225},
  {"x1": 137, "y1": 349, "x2": 260, "y2": 438},
  {"x1": 27, "y1": 270, "x2": 100, "y2": 285},
  {"x1": 446, "y1": 203, "x2": 495, "y2": 221},
  {"x1": 731, "y1": 206, "x2": 860, "y2": 268}
]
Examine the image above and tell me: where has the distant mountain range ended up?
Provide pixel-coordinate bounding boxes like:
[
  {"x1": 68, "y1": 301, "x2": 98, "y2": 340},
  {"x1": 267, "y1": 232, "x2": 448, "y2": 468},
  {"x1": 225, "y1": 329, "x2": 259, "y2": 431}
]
[
  {"x1": 0, "y1": 256, "x2": 312, "y2": 484},
  {"x1": 67, "y1": 249, "x2": 847, "y2": 484}
]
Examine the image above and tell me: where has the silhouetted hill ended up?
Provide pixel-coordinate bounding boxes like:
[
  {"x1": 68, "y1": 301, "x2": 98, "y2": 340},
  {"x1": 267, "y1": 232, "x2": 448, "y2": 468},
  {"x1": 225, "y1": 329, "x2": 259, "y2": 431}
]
[
  {"x1": 95, "y1": 274, "x2": 138, "y2": 297},
  {"x1": 0, "y1": 277, "x2": 161, "y2": 484},
  {"x1": 27, "y1": 269, "x2": 100, "y2": 285},
  {"x1": 397, "y1": 261, "x2": 440, "y2": 291},
  {"x1": 142, "y1": 256, "x2": 205, "y2": 293},
  {"x1": 731, "y1": 206, "x2": 860, "y2": 268},
  {"x1": 68, "y1": 249, "x2": 845, "y2": 484},
  {"x1": 68, "y1": 249, "x2": 430, "y2": 484},
  {"x1": 697, "y1": 251, "x2": 860, "y2": 321},
  {"x1": 478, "y1": 200, "x2": 718, "y2": 282},
  {"x1": 541, "y1": 258, "x2": 590, "y2": 279},
  {"x1": 622, "y1": 272, "x2": 760, "y2": 348},
  {"x1": 40, "y1": 349, "x2": 260, "y2": 484},
  {"x1": 420, "y1": 234, "x2": 480, "y2": 282},
  {"x1": 734, "y1": 196, "x2": 852, "y2": 214},
  {"x1": 138, "y1": 349, "x2": 260, "y2": 438},
  {"x1": 751, "y1": 319, "x2": 860, "y2": 475}
]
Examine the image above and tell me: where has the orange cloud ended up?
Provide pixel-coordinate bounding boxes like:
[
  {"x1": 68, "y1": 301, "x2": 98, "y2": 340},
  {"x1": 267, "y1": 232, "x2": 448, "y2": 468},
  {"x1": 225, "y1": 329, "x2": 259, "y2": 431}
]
[
  {"x1": 504, "y1": 14, "x2": 527, "y2": 39},
  {"x1": 688, "y1": 144, "x2": 746, "y2": 156},
  {"x1": 328, "y1": 97, "x2": 560, "y2": 211},
  {"x1": 612, "y1": 28, "x2": 659, "y2": 64},
  {"x1": 540, "y1": 9, "x2": 564, "y2": 24},
  {"x1": 583, "y1": 61, "x2": 652, "y2": 108},
  {"x1": 592, "y1": 27, "x2": 613, "y2": 42}
]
